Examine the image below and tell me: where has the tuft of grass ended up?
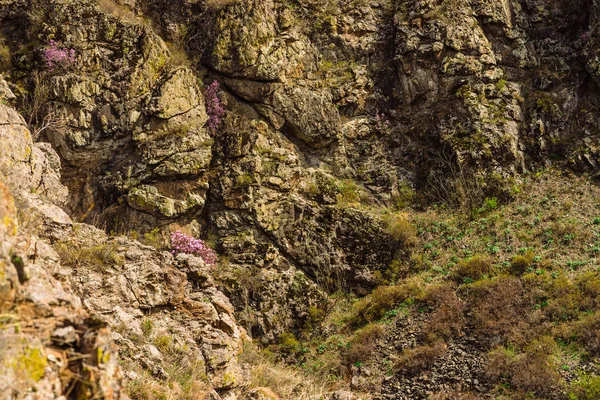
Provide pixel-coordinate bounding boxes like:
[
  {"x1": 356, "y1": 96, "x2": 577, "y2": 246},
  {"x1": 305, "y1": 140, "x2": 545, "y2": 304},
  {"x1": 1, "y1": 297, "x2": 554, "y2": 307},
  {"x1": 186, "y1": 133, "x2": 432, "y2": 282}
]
[
  {"x1": 393, "y1": 341, "x2": 447, "y2": 376},
  {"x1": 239, "y1": 342, "x2": 328, "y2": 399},
  {"x1": 153, "y1": 334, "x2": 174, "y2": 354},
  {"x1": 509, "y1": 252, "x2": 534, "y2": 276},
  {"x1": 343, "y1": 323, "x2": 384, "y2": 366},
  {"x1": 55, "y1": 241, "x2": 125, "y2": 271},
  {"x1": 381, "y1": 213, "x2": 418, "y2": 247}
]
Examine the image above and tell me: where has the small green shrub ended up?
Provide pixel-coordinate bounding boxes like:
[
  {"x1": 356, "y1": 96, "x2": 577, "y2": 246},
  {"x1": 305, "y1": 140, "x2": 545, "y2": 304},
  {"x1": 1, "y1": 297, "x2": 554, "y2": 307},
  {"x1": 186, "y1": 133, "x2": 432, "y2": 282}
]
[
  {"x1": 382, "y1": 213, "x2": 418, "y2": 247},
  {"x1": 569, "y1": 373, "x2": 600, "y2": 400},
  {"x1": 336, "y1": 179, "x2": 365, "y2": 208},
  {"x1": 278, "y1": 332, "x2": 300, "y2": 354},
  {"x1": 142, "y1": 227, "x2": 163, "y2": 248},
  {"x1": 452, "y1": 255, "x2": 492, "y2": 282},
  {"x1": 509, "y1": 253, "x2": 534, "y2": 276},
  {"x1": 141, "y1": 319, "x2": 153, "y2": 336},
  {"x1": 478, "y1": 197, "x2": 498, "y2": 214},
  {"x1": 349, "y1": 282, "x2": 421, "y2": 328}
]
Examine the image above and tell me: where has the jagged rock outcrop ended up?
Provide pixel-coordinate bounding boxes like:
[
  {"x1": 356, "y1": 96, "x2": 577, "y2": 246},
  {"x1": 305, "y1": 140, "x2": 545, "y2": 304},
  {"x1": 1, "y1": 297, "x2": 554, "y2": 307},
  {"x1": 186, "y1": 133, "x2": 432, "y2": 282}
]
[
  {"x1": 0, "y1": 97, "x2": 126, "y2": 399},
  {"x1": 53, "y1": 224, "x2": 247, "y2": 395},
  {"x1": 0, "y1": 87, "x2": 246, "y2": 398}
]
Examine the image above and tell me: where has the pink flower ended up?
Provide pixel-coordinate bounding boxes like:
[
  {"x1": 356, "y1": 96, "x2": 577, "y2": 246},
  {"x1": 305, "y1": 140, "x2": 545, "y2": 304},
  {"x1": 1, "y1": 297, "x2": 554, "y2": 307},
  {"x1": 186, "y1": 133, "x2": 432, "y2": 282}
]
[
  {"x1": 205, "y1": 81, "x2": 225, "y2": 130},
  {"x1": 170, "y1": 231, "x2": 217, "y2": 266},
  {"x1": 43, "y1": 40, "x2": 76, "y2": 72}
]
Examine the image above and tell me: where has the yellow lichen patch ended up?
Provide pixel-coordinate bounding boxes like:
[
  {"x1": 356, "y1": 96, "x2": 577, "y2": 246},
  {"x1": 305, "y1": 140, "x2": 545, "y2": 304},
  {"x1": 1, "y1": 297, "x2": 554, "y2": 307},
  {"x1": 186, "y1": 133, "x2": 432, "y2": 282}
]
[
  {"x1": 0, "y1": 180, "x2": 17, "y2": 237},
  {"x1": 97, "y1": 346, "x2": 111, "y2": 365},
  {"x1": 8, "y1": 346, "x2": 47, "y2": 382}
]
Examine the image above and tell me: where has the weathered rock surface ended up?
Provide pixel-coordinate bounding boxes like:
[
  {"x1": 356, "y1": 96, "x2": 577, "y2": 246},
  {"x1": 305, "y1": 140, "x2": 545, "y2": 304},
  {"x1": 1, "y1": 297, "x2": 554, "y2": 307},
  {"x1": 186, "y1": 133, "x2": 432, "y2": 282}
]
[
  {"x1": 0, "y1": 99, "x2": 127, "y2": 399},
  {"x1": 2, "y1": 0, "x2": 600, "y2": 397},
  {"x1": 0, "y1": 94, "x2": 246, "y2": 398}
]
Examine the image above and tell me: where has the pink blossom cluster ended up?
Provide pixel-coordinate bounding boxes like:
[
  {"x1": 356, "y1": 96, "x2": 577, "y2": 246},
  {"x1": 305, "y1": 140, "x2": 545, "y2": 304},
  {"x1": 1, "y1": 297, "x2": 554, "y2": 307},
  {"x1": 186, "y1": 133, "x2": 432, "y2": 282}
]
[
  {"x1": 375, "y1": 110, "x2": 390, "y2": 131},
  {"x1": 43, "y1": 40, "x2": 76, "y2": 72},
  {"x1": 170, "y1": 230, "x2": 217, "y2": 266},
  {"x1": 205, "y1": 80, "x2": 225, "y2": 130}
]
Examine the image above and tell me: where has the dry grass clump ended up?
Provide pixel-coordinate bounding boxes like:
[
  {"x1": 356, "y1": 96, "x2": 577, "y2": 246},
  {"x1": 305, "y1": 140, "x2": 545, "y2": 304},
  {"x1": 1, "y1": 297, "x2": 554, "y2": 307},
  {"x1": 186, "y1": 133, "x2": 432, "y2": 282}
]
[
  {"x1": 419, "y1": 283, "x2": 464, "y2": 342},
  {"x1": 55, "y1": 241, "x2": 125, "y2": 270},
  {"x1": 124, "y1": 357, "x2": 209, "y2": 400},
  {"x1": 463, "y1": 276, "x2": 531, "y2": 347},
  {"x1": 343, "y1": 323, "x2": 384, "y2": 366},
  {"x1": 0, "y1": 37, "x2": 11, "y2": 72},
  {"x1": 239, "y1": 342, "x2": 328, "y2": 399},
  {"x1": 577, "y1": 272, "x2": 600, "y2": 311},
  {"x1": 381, "y1": 212, "x2": 418, "y2": 248},
  {"x1": 393, "y1": 341, "x2": 447, "y2": 376},
  {"x1": 564, "y1": 313, "x2": 600, "y2": 357},
  {"x1": 543, "y1": 275, "x2": 583, "y2": 322},
  {"x1": 206, "y1": 0, "x2": 240, "y2": 9},
  {"x1": 97, "y1": 0, "x2": 137, "y2": 20},
  {"x1": 485, "y1": 336, "x2": 563, "y2": 398},
  {"x1": 509, "y1": 252, "x2": 534, "y2": 276},
  {"x1": 123, "y1": 320, "x2": 212, "y2": 400}
]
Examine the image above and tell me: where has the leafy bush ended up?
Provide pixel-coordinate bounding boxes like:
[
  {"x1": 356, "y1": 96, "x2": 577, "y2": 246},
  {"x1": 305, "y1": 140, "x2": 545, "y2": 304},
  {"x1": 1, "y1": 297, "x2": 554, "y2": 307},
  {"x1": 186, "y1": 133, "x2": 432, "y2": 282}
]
[{"x1": 170, "y1": 231, "x2": 217, "y2": 265}]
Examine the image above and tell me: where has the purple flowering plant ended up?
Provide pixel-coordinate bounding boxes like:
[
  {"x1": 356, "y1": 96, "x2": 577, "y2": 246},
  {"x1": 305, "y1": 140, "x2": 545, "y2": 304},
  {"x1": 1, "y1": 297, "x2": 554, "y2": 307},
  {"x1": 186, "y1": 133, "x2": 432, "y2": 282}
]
[
  {"x1": 170, "y1": 230, "x2": 218, "y2": 266},
  {"x1": 205, "y1": 80, "x2": 225, "y2": 130},
  {"x1": 375, "y1": 110, "x2": 390, "y2": 132},
  {"x1": 43, "y1": 40, "x2": 76, "y2": 72}
]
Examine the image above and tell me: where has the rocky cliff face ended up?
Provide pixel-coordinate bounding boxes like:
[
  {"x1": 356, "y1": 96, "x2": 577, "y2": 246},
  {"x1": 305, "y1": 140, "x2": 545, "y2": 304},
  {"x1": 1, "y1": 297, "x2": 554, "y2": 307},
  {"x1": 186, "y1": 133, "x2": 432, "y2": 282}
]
[
  {"x1": 0, "y1": 75, "x2": 244, "y2": 398},
  {"x1": 2, "y1": 0, "x2": 600, "y2": 398}
]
